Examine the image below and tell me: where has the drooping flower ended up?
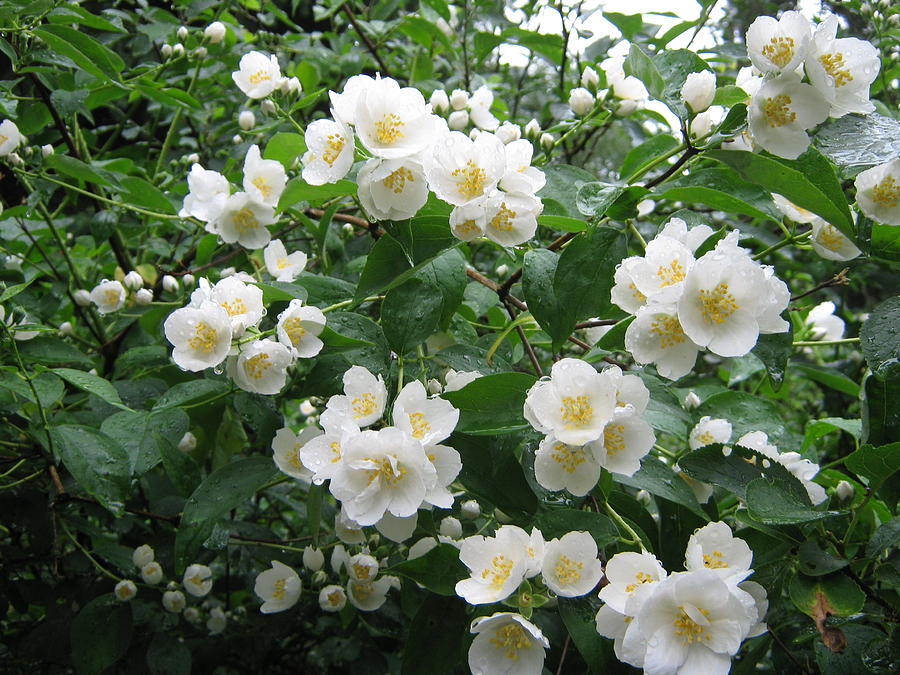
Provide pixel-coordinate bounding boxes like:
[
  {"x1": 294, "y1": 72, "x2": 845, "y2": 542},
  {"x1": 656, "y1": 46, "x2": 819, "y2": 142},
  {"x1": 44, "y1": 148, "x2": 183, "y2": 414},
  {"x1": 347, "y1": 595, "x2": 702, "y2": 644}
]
[
  {"x1": 689, "y1": 416, "x2": 732, "y2": 450},
  {"x1": 805, "y1": 301, "x2": 845, "y2": 341},
  {"x1": 541, "y1": 530, "x2": 604, "y2": 597},
  {"x1": 212, "y1": 192, "x2": 275, "y2": 249},
  {"x1": 263, "y1": 239, "x2": 308, "y2": 282},
  {"x1": 467, "y1": 85, "x2": 500, "y2": 131},
  {"x1": 230, "y1": 338, "x2": 293, "y2": 395},
  {"x1": 357, "y1": 157, "x2": 430, "y2": 221},
  {"x1": 809, "y1": 217, "x2": 862, "y2": 261},
  {"x1": 275, "y1": 299, "x2": 326, "y2": 358},
  {"x1": 232, "y1": 51, "x2": 281, "y2": 99},
  {"x1": 468, "y1": 612, "x2": 549, "y2": 675},
  {"x1": 747, "y1": 74, "x2": 830, "y2": 159},
  {"x1": 319, "y1": 584, "x2": 347, "y2": 612},
  {"x1": 301, "y1": 116, "x2": 355, "y2": 186},
  {"x1": 746, "y1": 11, "x2": 812, "y2": 75},
  {"x1": 163, "y1": 301, "x2": 232, "y2": 372},
  {"x1": 254, "y1": 560, "x2": 302, "y2": 613},
  {"x1": 141, "y1": 561, "x2": 164, "y2": 585},
  {"x1": 90, "y1": 280, "x2": 126, "y2": 314},
  {"x1": 114, "y1": 580, "x2": 137, "y2": 602},
  {"x1": 271, "y1": 425, "x2": 320, "y2": 481},
  {"x1": 684, "y1": 521, "x2": 754, "y2": 583},
  {"x1": 183, "y1": 563, "x2": 213, "y2": 597},
  {"x1": 243, "y1": 145, "x2": 287, "y2": 208},
  {"x1": 854, "y1": 158, "x2": 900, "y2": 226}
]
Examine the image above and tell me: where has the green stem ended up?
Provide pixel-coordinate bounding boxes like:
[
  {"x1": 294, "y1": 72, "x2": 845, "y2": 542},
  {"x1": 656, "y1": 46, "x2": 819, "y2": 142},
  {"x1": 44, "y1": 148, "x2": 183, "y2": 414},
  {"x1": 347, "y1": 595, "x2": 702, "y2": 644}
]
[
  {"x1": 61, "y1": 520, "x2": 121, "y2": 581},
  {"x1": 0, "y1": 468, "x2": 43, "y2": 489},
  {"x1": 274, "y1": 100, "x2": 306, "y2": 136},
  {"x1": 1, "y1": 323, "x2": 55, "y2": 455},
  {"x1": 628, "y1": 221, "x2": 647, "y2": 249},
  {"x1": 624, "y1": 142, "x2": 686, "y2": 183},
  {"x1": 653, "y1": 443, "x2": 678, "y2": 461},
  {"x1": 752, "y1": 231, "x2": 810, "y2": 260},
  {"x1": 322, "y1": 296, "x2": 383, "y2": 313},
  {"x1": 792, "y1": 337, "x2": 859, "y2": 347},
  {"x1": 604, "y1": 501, "x2": 646, "y2": 550}
]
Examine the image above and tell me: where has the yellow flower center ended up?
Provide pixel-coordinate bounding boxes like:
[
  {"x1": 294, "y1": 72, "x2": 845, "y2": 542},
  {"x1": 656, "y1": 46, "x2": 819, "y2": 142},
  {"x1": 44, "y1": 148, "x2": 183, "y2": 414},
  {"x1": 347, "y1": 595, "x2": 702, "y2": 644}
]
[
  {"x1": 699, "y1": 282, "x2": 739, "y2": 324},
  {"x1": 673, "y1": 606, "x2": 711, "y2": 644},
  {"x1": 322, "y1": 133, "x2": 345, "y2": 166},
  {"x1": 490, "y1": 623, "x2": 532, "y2": 660},
  {"x1": 650, "y1": 314, "x2": 687, "y2": 349},
  {"x1": 366, "y1": 456, "x2": 406, "y2": 487},
  {"x1": 554, "y1": 554, "x2": 583, "y2": 586},
  {"x1": 816, "y1": 224, "x2": 845, "y2": 252},
  {"x1": 353, "y1": 562, "x2": 373, "y2": 581},
  {"x1": 374, "y1": 113, "x2": 405, "y2": 145},
  {"x1": 383, "y1": 166, "x2": 414, "y2": 193},
  {"x1": 276, "y1": 257, "x2": 289, "y2": 269},
  {"x1": 762, "y1": 36, "x2": 795, "y2": 68},
  {"x1": 243, "y1": 352, "x2": 272, "y2": 379},
  {"x1": 330, "y1": 441, "x2": 341, "y2": 463},
  {"x1": 103, "y1": 289, "x2": 121, "y2": 306},
  {"x1": 233, "y1": 207, "x2": 260, "y2": 233},
  {"x1": 481, "y1": 554, "x2": 513, "y2": 589},
  {"x1": 629, "y1": 282, "x2": 647, "y2": 302},
  {"x1": 220, "y1": 298, "x2": 247, "y2": 316},
  {"x1": 288, "y1": 444, "x2": 304, "y2": 470},
  {"x1": 188, "y1": 321, "x2": 218, "y2": 354},
  {"x1": 489, "y1": 202, "x2": 517, "y2": 233},
  {"x1": 327, "y1": 590, "x2": 343, "y2": 606},
  {"x1": 657, "y1": 260, "x2": 686, "y2": 287},
  {"x1": 452, "y1": 159, "x2": 488, "y2": 200},
  {"x1": 604, "y1": 423, "x2": 626, "y2": 456},
  {"x1": 456, "y1": 219, "x2": 480, "y2": 235},
  {"x1": 272, "y1": 577, "x2": 287, "y2": 600},
  {"x1": 351, "y1": 392, "x2": 378, "y2": 418},
  {"x1": 560, "y1": 395, "x2": 593, "y2": 428},
  {"x1": 550, "y1": 442, "x2": 587, "y2": 473},
  {"x1": 408, "y1": 412, "x2": 431, "y2": 439},
  {"x1": 695, "y1": 430, "x2": 715, "y2": 445},
  {"x1": 248, "y1": 69, "x2": 272, "y2": 85},
  {"x1": 252, "y1": 176, "x2": 273, "y2": 198},
  {"x1": 763, "y1": 94, "x2": 796, "y2": 128},
  {"x1": 703, "y1": 550, "x2": 729, "y2": 569},
  {"x1": 819, "y1": 52, "x2": 853, "y2": 87},
  {"x1": 625, "y1": 571, "x2": 655, "y2": 593},
  {"x1": 872, "y1": 175, "x2": 900, "y2": 208},
  {"x1": 282, "y1": 316, "x2": 307, "y2": 347}
]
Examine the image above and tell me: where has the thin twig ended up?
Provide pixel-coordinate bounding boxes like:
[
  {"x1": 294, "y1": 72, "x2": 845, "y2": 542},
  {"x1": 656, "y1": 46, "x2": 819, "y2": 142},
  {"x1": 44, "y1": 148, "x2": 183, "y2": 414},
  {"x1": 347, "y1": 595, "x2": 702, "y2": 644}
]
[
  {"x1": 768, "y1": 624, "x2": 812, "y2": 674},
  {"x1": 341, "y1": 3, "x2": 390, "y2": 75},
  {"x1": 790, "y1": 268, "x2": 850, "y2": 302},
  {"x1": 555, "y1": 634, "x2": 571, "y2": 675}
]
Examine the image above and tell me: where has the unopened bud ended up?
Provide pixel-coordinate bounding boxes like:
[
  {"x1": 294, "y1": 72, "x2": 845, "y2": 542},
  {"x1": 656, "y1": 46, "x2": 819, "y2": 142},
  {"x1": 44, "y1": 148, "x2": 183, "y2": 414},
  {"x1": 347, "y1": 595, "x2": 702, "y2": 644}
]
[
  {"x1": 540, "y1": 133, "x2": 555, "y2": 150},
  {"x1": 683, "y1": 391, "x2": 701, "y2": 410},
  {"x1": 204, "y1": 21, "x2": 226, "y2": 44},
  {"x1": 238, "y1": 110, "x2": 256, "y2": 131},
  {"x1": 141, "y1": 561, "x2": 164, "y2": 585},
  {"x1": 182, "y1": 273, "x2": 195, "y2": 288},
  {"x1": 468, "y1": 128, "x2": 481, "y2": 140},
  {"x1": 426, "y1": 378, "x2": 442, "y2": 395},
  {"x1": 162, "y1": 590, "x2": 186, "y2": 613},
  {"x1": 430, "y1": 88, "x2": 450, "y2": 113},
  {"x1": 524, "y1": 119, "x2": 541, "y2": 138},
  {"x1": 6, "y1": 152, "x2": 22, "y2": 166},
  {"x1": 260, "y1": 99, "x2": 276, "y2": 115},
  {"x1": 161, "y1": 275, "x2": 179, "y2": 293},
  {"x1": 123, "y1": 270, "x2": 143, "y2": 291},
  {"x1": 312, "y1": 569, "x2": 328, "y2": 586},
  {"x1": 303, "y1": 546, "x2": 325, "y2": 571},
  {"x1": 568, "y1": 87, "x2": 595, "y2": 116},
  {"x1": 178, "y1": 431, "x2": 197, "y2": 452},
  {"x1": 449, "y1": 89, "x2": 469, "y2": 110},
  {"x1": 160, "y1": 44, "x2": 173, "y2": 58},
  {"x1": 186, "y1": 152, "x2": 200, "y2": 164},
  {"x1": 133, "y1": 544, "x2": 155, "y2": 567},
  {"x1": 172, "y1": 43, "x2": 184, "y2": 58},
  {"x1": 59, "y1": 321, "x2": 73, "y2": 336},
  {"x1": 183, "y1": 607, "x2": 201, "y2": 623},
  {"x1": 114, "y1": 580, "x2": 137, "y2": 602},
  {"x1": 177, "y1": 26, "x2": 188, "y2": 41},
  {"x1": 232, "y1": 134, "x2": 242, "y2": 144},
  {"x1": 193, "y1": 46, "x2": 207, "y2": 59},
  {"x1": 835, "y1": 480, "x2": 854, "y2": 501},
  {"x1": 581, "y1": 66, "x2": 600, "y2": 89},
  {"x1": 460, "y1": 499, "x2": 481, "y2": 519},
  {"x1": 41, "y1": 144, "x2": 54, "y2": 157},
  {"x1": 681, "y1": 70, "x2": 716, "y2": 114},
  {"x1": 495, "y1": 264, "x2": 509, "y2": 277},
  {"x1": 636, "y1": 489, "x2": 652, "y2": 506},
  {"x1": 439, "y1": 516, "x2": 463, "y2": 539},
  {"x1": 135, "y1": 288, "x2": 153, "y2": 305},
  {"x1": 448, "y1": 110, "x2": 469, "y2": 130},
  {"x1": 495, "y1": 122, "x2": 521, "y2": 144}
]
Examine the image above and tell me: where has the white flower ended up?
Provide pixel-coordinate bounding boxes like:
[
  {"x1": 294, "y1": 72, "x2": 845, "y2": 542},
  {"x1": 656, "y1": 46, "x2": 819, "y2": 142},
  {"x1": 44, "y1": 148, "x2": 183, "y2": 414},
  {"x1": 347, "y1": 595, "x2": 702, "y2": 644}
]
[
  {"x1": 204, "y1": 21, "x2": 226, "y2": 44},
  {"x1": 806, "y1": 301, "x2": 845, "y2": 341},
  {"x1": 443, "y1": 369, "x2": 482, "y2": 392},
  {"x1": 689, "y1": 110, "x2": 716, "y2": 138},
  {"x1": 114, "y1": 580, "x2": 137, "y2": 602},
  {"x1": 449, "y1": 88, "x2": 469, "y2": 110},
  {"x1": 272, "y1": 425, "x2": 320, "y2": 481},
  {"x1": 347, "y1": 576, "x2": 393, "y2": 611},
  {"x1": 805, "y1": 15, "x2": 880, "y2": 118},
  {"x1": 625, "y1": 304, "x2": 701, "y2": 381},
  {"x1": 598, "y1": 551, "x2": 667, "y2": 615},
  {"x1": 483, "y1": 191, "x2": 542, "y2": 247},
  {"x1": 461, "y1": 499, "x2": 481, "y2": 519},
  {"x1": 209, "y1": 276, "x2": 264, "y2": 330},
  {"x1": 74, "y1": 289, "x2": 92, "y2": 306},
  {"x1": 164, "y1": 301, "x2": 232, "y2": 372},
  {"x1": 348, "y1": 553, "x2": 380, "y2": 583},
  {"x1": 684, "y1": 521, "x2": 754, "y2": 583},
  {"x1": 426, "y1": 131, "x2": 506, "y2": 206},
  {"x1": 611, "y1": 258, "x2": 649, "y2": 315},
  {"x1": 206, "y1": 607, "x2": 226, "y2": 635},
  {"x1": 212, "y1": 192, "x2": 275, "y2": 250},
  {"x1": 141, "y1": 561, "x2": 164, "y2": 585},
  {"x1": 357, "y1": 157, "x2": 429, "y2": 221},
  {"x1": 178, "y1": 431, "x2": 197, "y2": 452},
  {"x1": 499, "y1": 140, "x2": 546, "y2": 195},
  {"x1": 854, "y1": 158, "x2": 900, "y2": 226},
  {"x1": 524, "y1": 119, "x2": 541, "y2": 138},
  {"x1": 123, "y1": 270, "x2": 143, "y2": 291},
  {"x1": 430, "y1": 88, "x2": 450, "y2": 112},
  {"x1": 132, "y1": 544, "x2": 154, "y2": 568},
  {"x1": 334, "y1": 509, "x2": 366, "y2": 544},
  {"x1": 183, "y1": 563, "x2": 213, "y2": 597},
  {"x1": 183, "y1": 607, "x2": 200, "y2": 623},
  {"x1": 331, "y1": 544, "x2": 350, "y2": 573},
  {"x1": 568, "y1": 87, "x2": 595, "y2": 116},
  {"x1": 326, "y1": 365, "x2": 388, "y2": 428},
  {"x1": 439, "y1": 516, "x2": 463, "y2": 539},
  {"x1": 319, "y1": 584, "x2": 347, "y2": 612},
  {"x1": 162, "y1": 589, "x2": 186, "y2": 612},
  {"x1": 303, "y1": 546, "x2": 325, "y2": 571},
  {"x1": 810, "y1": 217, "x2": 862, "y2": 261},
  {"x1": 275, "y1": 299, "x2": 326, "y2": 358},
  {"x1": 581, "y1": 66, "x2": 600, "y2": 88},
  {"x1": 243, "y1": 145, "x2": 287, "y2": 208},
  {"x1": 748, "y1": 74, "x2": 829, "y2": 160},
  {"x1": 598, "y1": 413, "x2": 656, "y2": 477},
  {"x1": 634, "y1": 569, "x2": 755, "y2": 675},
  {"x1": 0, "y1": 119, "x2": 22, "y2": 156},
  {"x1": 534, "y1": 435, "x2": 602, "y2": 496},
  {"x1": 835, "y1": 480, "x2": 855, "y2": 501},
  {"x1": 230, "y1": 339, "x2": 293, "y2": 395},
  {"x1": 58, "y1": 321, "x2": 73, "y2": 336},
  {"x1": 456, "y1": 527, "x2": 530, "y2": 604},
  {"x1": 298, "y1": 408, "x2": 360, "y2": 483},
  {"x1": 354, "y1": 76, "x2": 441, "y2": 158},
  {"x1": 448, "y1": 110, "x2": 469, "y2": 130},
  {"x1": 467, "y1": 85, "x2": 499, "y2": 130},
  {"x1": 421, "y1": 442, "x2": 462, "y2": 510},
  {"x1": 540, "y1": 132, "x2": 554, "y2": 150},
  {"x1": 681, "y1": 70, "x2": 716, "y2": 113},
  {"x1": 301, "y1": 116, "x2": 355, "y2": 186},
  {"x1": 689, "y1": 416, "x2": 732, "y2": 450},
  {"x1": 260, "y1": 99, "x2": 276, "y2": 115},
  {"x1": 523, "y1": 358, "x2": 617, "y2": 446},
  {"x1": 595, "y1": 604, "x2": 644, "y2": 665},
  {"x1": 162, "y1": 274, "x2": 180, "y2": 293},
  {"x1": 739, "y1": 580, "x2": 769, "y2": 638},
  {"x1": 746, "y1": 11, "x2": 812, "y2": 75},
  {"x1": 449, "y1": 201, "x2": 487, "y2": 241},
  {"x1": 631, "y1": 237, "x2": 697, "y2": 305},
  {"x1": 772, "y1": 193, "x2": 818, "y2": 223},
  {"x1": 469, "y1": 612, "x2": 549, "y2": 675},
  {"x1": 135, "y1": 288, "x2": 153, "y2": 305},
  {"x1": 280, "y1": 76, "x2": 301, "y2": 95},
  {"x1": 232, "y1": 51, "x2": 281, "y2": 99},
  {"x1": 238, "y1": 110, "x2": 255, "y2": 130},
  {"x1": 495, "y1": 122, "x2": 521, "y2": 145},
  {"x1": 541, "y1": 531, "x2": 604, "y2": 597},
  {"x1": 392, "y1": 379, "x2": 460, "y2": 446},
  {"x1": 41, "y1": 143, "x2": 54, "y2": 157},
  {"x1": 263, "y1": 239, "x2": 307, "y2": 282},
  {"x1": 329, "y1": 74, "x2": 376, "y2": 125},
  {"x1": 254, "y1": 560, "x2": 302, "y2": 613},
  {"x1": 90, "y1": 280, "x2": 126, "y2": 314},
  {"x1": 329, "y1": 426, "x2": 436, "y2": 525}
]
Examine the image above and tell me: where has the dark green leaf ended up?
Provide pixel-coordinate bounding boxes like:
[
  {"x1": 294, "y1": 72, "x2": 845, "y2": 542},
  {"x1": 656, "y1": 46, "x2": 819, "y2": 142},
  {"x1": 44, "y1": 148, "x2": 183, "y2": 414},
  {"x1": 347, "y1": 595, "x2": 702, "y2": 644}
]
[
  {"x1": 387, "y1": 544, "x2": 466, "y2": 596},
  {"x1": 44, "y1": 153, "x2": 117, "y2": 187},
  {"x1": 50, "y1": 425, "x2": 130, "y2": 515},
  {"x1": 793, "y1": 364, "x2": 860, "y2": 397},
  {"x1": 158, "y1": 432, "x2": 202, "y2": 498},
  {"x1": 620, "y1": 134, "x2": 680, "y2": 181},
  {"x1": 538, "y1": 164, "x2": 599, "y2": 219},
  {"x1": 746, "y1": 476, "x2": 839, "y2": 524},
  {"x1": 679, "y1": 443, "x2": 809, "y2": 500},
  {"x1": 537, "y1": 214, "x2": 588, "y2": 233},
  {"x1": 789, "y1": 571, "x2": 864, "y2": 618},
  {"x1": 623, "y1": 44, "x2": 664, "y2": 99},
  {"x1": 844, "y1": 442, "x2": 900, "y2": 509},
  {"x1": 535, "y1": 509, "x2": 619, "y2": 547},
  {"x1": 451, "y1": 432, "x2": 537, "y2": 517},
  {"x1": 752, "y1": 331, "x2": 793, "y2": 388},
  {"x1": 147, "y1": 633, "x2": 191, "y2": 675},
  {"x1": 380, "y1": 277, "x2": 443, "y2": 355},
  {"x1": 401, "y1": 593, "x2": 467, "y2": 675},
  {"x1": 442, "y1": 372, "x2": 537, "y2": 435},
  {"x1": 153, "y1": 380, "x2": 231, "y2": 410},
  {"x1": 604, "y1": 12, "x2": 643, "y2": 40},
  {"x1": 559, "y1": 595, "x2": 619, "y2": 674},
  {"x1": 617, "y1": 455, "x2": 708, "y2": 519},
  {"x1": 798, "y1": 541, "x2": 849, "y2": 576},
  {"x1": 0, "y1": 369, "x2": 64, "y2": 408},
  {"x1": 652, "y1": 49, "x2": 710, "y2": 115},
  {"x1": 53, "y1": 367, "x2": 131, "y2": 411},
  {"x1": 860, "y1": 295, "x2": 900, "y2": 380},
  {"x1": 575, "y1": 182, "x2": 626, "y2": 218},
  {"x1": 658, "y1": 167, "x2": 782, "y2": 223},
  {"x1": 100, "y1": 408, "x2": 189, "y2": 475},
  {"x1": 861, "y1": 373, "x2": 900, "y2": 447},
  {"x1": 71, "y1": 595, "x2": 132, "y2": 675},
  {"x1": 814, "y1": 113, "x2": 900, "y2": 176},
  {"x1": 33, "y1": 25, "x2": 123, "y2": 82},
  {"x1": 412, "y1": 248, "x2": 467, "y2": 330},
  {"x1": 118, "y1": 176, "x2": 175, "y2": 214},
  {"x1": 181, "y1": 456, "x2": 279, "y2": 525},
  {"x1": 277, "y1": 177, "x2": 356, "y2": 209},
  {"x1": 697, "y1": 390, "x2": 786, "y2": 442}
]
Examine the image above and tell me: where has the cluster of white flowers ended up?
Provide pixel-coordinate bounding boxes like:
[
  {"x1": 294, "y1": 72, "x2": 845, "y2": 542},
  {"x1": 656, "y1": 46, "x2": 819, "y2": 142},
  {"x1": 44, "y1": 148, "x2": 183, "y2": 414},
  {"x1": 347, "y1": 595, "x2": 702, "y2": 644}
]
[
  {"x1": 163, "y1": 273, "x2": 325, "y2": 395},
  {"x1": 179, "y1": 144, "x2": 287, "y2": 249},
  {"x1": 595, "y1": 522, "x2": 768, "y2": 674},
  {"x1": 301, "y1": 74, "x2": 546, "y2": 246},
  {"x1": 744, "y1": 12, "x2": 880, "y2": 159},
  {"x1": 79, "y1": 270, "x2": 156, "y2": 315},
  {"x1": 523, "y1": 358, "x2": 656, "y2": 495},
  {"x1": 612, "y1": 218, "x2": 790, "y2": 379},
  {"x1": 268, "y1": 366, "x2": 462, "y2": 541},
  {"x1": 600, "y1": 57, "x2": 650, "y2": 116}
]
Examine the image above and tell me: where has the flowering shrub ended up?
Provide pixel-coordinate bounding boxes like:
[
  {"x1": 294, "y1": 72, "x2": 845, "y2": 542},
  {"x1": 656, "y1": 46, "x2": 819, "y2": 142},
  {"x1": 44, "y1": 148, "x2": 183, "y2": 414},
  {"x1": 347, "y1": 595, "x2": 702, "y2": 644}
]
[{"x1": 0, "y1": 1, "x2": 898, "y2": 673}]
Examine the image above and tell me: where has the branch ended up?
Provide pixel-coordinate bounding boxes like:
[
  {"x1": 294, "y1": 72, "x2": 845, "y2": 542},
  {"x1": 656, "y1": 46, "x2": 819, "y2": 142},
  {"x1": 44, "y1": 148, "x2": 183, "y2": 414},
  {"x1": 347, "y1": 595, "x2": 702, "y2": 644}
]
[
  {"x1": 791, "y1": 268, "x2": 850, "y2": 302},
  {"x1": 341, "y1": 3, "x2": 390, "y2": 76}
]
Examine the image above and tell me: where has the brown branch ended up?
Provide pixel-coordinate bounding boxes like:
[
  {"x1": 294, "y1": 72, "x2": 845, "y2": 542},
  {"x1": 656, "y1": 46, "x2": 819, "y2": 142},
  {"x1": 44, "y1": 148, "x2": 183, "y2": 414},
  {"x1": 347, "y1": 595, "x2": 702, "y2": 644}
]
[
  {"x1": 768, "y1": 624, "x2": 813, "y2": 674},
  {"x1": 341, "y1": 3, "x2": 390, "y2": 76},
  {"x1": 791, "y1": 268, "x2": 850, "y2": 302},
  {"x1": 504, "y1": 299, "x2": 543, "y2": 377},
  {"x1": 575, "y1": 319, "x2": 618, "y2": 329},
  {"x1": 555, "y1": 634, "x2": 571, "y2": 675}
]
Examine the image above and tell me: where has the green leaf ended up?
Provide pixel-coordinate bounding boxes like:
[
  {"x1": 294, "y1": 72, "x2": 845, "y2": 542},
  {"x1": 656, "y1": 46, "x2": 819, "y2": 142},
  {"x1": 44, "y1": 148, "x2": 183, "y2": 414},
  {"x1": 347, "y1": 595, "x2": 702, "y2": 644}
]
[
  {"x1": 697, "y1": 390, "x2": 786, "y2": 442},
  {"x1": 33, "y1": 25, "x2": 123, "y2": 82},
  {"x1": 48, "y1": 6, "x2": 127, "y2": 33},
  {"x1": 118, "y1": 176, "x2": 175, "y2": 214},
  {"x1": 752, "y1": 331, "x2": 793, "y2": 388},
  {"x1": 146, "y1": 633, "x2": 191, "y2": 675},
  {"x1": 502, "y1": 27, "x2": 563, "y2": 65},
  {"x1": 623, "y1": 44, "x2": 664, "y2": 99},
  {"x1": 535, "y1": 509, "x2": 619, "y2": 547},
  {"x1": 71, "y1": 595, "x2": 132, "y2": 675},
  {"x1": 133, "y1": 82, "x2": 202, "y2": 110},
  {"x1": 291, "y1": 273, "x2": 355, "y2": 306},
  {"x1": 746, "y1": 476, "x2": 839, "y2": 524},
  {"x1": 380, "y1": 277, "x2": 443, "y2": 355},
  {"x1": 845, "y1": 442, "x2": 900, "y2": 509},
  {"x1": 421, "y1": 0, "x2": 451, "y2": 21},
  {"x1": 652, "y1": 49, "x2": 711, "y2": 115},
  {"x1": 253, "y1": 281, "x2": 308, "y2": 303},
  {"x1": 860, "y1": 295, "x2": 900, "y2": 380},
  {"x1": 658, "y1": 167, "x2": 782, "y2": 223},
  {"x1": 620, "y1": 134, "x2": 680, "y2": 181},
  {"x1": 559, "y1": 595, "x2": 619, "y2": 674},
  {"x1": 537, "y1": 214, "x2": 588, "y2": 233},
  {"x1": 604, "y1": 12, "x2": 643, "y2": 40},
  {"x1": 387, "y1": 544, "x2": 466, "y2": 596},
  {"x1": 451, "y1": 432, "x2": 537, "y2": 517},
  {"x1": 522, "y1": 248, "x2": 565, "y2": 348},
  {"x1": 401, "y1": 593, "x2": 467, "y2": 675},
  {"x1": 44, "y1": 153, "x2": 116, "y2": 187},
  {"x1": 814, "y1": 113, "x2": 900, "y2": 176},
  {"x1": 538, "y1": 164, "x2": 599, "y2": 219},
  {"x1": 793, "y1": 364, "x2": 860, "y2": 397},
  {"x1": 100, "y1": 408, "x2": 189, "y2": 475},
  {"x1": 861, "y1": 373, "x2": 900, "y2": 447},
  {"x1": 712, "y1": 85, "x2": 749, "y2": 107},
  {"x1": 50, "y1": 425, "x2": 130, "y2": 515},
  {"x1": 798, "y1": 540, "x2": 848, "y2": 577},
  {"x1": 442, "y1": 372, "x2": 537, "y2": 435},
  {"x1": 617, "y1": 455, "x2": 708, "y2": 519},
  {"x1": 277, "y1": 177, "x2": 356, "y2": 209},
  {"x1": 0, "y1": 278, "x2": 36, "y2": 303},
  {"x1": 153, "y1": 380, "x2": 231, "y2": 410},
  {"x1": 708, "y1": 148, "x2": 854, "y2": 238},
  {"x1": 264, "y1": 131, "x2": 306, "y2": 170},
  {"x1": 575, "y1": 182, "x2": 626, "y2": 218},
  {"x1": 398, "y1": 15, "x2": 452, "y2": 50},
  {"x1": 181, "y1": 456, "x2": 279, "y2": 525},
  {"x1": 789, "y1": 571, "x2": 865, "y2": 618},
  {"x1": 158, "y1": 432, "x2": 202, "y2": 498},
  {"x1": 0, "y1": 369, "x2": 64, "y2": 408},
  {"x1": 802, "y1": 417, "x2": 861, "y2": 452},
  {"x1": 53, "y1": 367, "x2": 131, "y2": 411},
  {"x1": 411, "y1": 248, "x2": 467, "y2": 330}
]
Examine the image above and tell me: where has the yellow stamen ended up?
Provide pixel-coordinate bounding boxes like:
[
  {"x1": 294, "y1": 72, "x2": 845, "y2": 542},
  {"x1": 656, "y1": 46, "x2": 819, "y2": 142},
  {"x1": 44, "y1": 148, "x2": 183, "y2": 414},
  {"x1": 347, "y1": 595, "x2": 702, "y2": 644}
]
[
  {"x1": 560, "y1": 395, "x2": 593, "y2": 428},
  {"x1": 699, "y1": 282, "x2": 739, "y2": 324},
  {"x1": 451, "y1": 159, "x2": 488, "y2": 200},
  {"x1": 762, "y1": 36, "x2": 795, "y2": 68},
  {"x1": 188, "y1": 321, "x2": 218, "y2": 354},
  {"x1": 763, "y1": 94, "x2": 796, "y2": 128}
]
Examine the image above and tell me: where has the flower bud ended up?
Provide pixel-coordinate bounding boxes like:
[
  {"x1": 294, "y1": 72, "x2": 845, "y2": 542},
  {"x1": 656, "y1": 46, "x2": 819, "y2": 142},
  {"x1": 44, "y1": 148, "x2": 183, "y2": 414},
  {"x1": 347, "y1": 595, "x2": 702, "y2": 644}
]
[
  {"x1": 7, "y1": 152, "x2": 22, "y2": 166},
  {"x1": 524, "y1": 118, "x2": 541, "y2": 138},
  {"x1": 260, "y1": 99, "x2": 276, "y2": 115},
  {"x1": 204, "y1": 21, "x2": 226, "y2": 44},
  {"x1": 540, "y1": 133, "x2": 555, "y2": 150},
  {"x1": 141, "y1": 561, "x2": 164, "y2": 585},
  {"x1": 331, "y1": 544, "x2": 349, "y2": 574},
  {"x1": 186, "y1": 152, "x2": 200, "y2": 164},
  {"x1": 449, "y1": 89, "x2": 469, "y2": 110},
  {"x1": 220, "y1": 267, "x2": 236, "y2": 278},
  {"x1": 568, "y1": 87, "x2": 595, "y2": 115},
  {"x1": 114, "y1": 580, "x2": 137, "y2": 602},
  {"x1": 172, "y1": 43, "x2": 185, "y2": 58},
  {"x1": 193, "y1": 46, "x2": 208, "y2": 59},
  {"x1": 636, "y1": 489, "x2": 652, "y2": 506},
  {"x1": 683, "y1": 391, "x2": 701, "y2": 410},
  {"x1": 182, "y1": 273, "x2": 195, "y2": 288},
  {"x1": 281, "y1": 76, "x2": 301, "y2": 95},
  {"x1": 135, "y1": 288, "x2": 153, "y2": 305},
  {"x1": 41, "y1": 144, "x2": 54, "y2": 157},
  {"x1": 311, "y1": 569, "x2": 328, "y2": 586},
  {"x1": 495, "y1": 263, "x2": 509, "y2": 277},
  {"x1": 495, "y1": 122, "x2": 521, "y2": 144},
  {"x1": 448, "y1": 110, "x2": 469, "y2": 130},
  {"x1": 341, "y1": 222, "x2": 355, "y2": 236},
  {"x1": 75, "y1": 289, "x2": 93, "y2": 307},
  {"x1": 430, "y1": 88, "x2": 450, "y2": 113},
  {"x1": 123, "y1": 270, "x2": 143, "y2": 291},
  {"x1": 4, "y1": 254, "x2": 22, "y2": 271},
  {"x1": 493, "y1": 508, "x2": 513, "y2": 524},
  {"x1": 299, "y1": 400, "x2": 317, "y2": 416},
  {"x1": 690, "y1": 110, "x2": 715, "y2": 138},
  {"x1": 161, "y1": 274, "x2": 179, "y2": 293},
  {"x1": 303, "y1": 546, "x2": 325, "y2": 572},
  {"x1": 835, "y1": 480, "x2": 854, "y2": 501},
  {"x1": 160, "y1": 44, "x2": 173, "y2": 58},
  {"x1": 59, "y1": 321, "x2": 73, "y2": 336},
  {"x1": 681, "y1": 70, "x2": 716, "y2": 113},
  {"x1": 616, "y1": 99, "x2": 639, "y2": 116},
  {"x1": 133, "y1": 544, "x2": 155, "y2": 568},
  {"x1": 581, "y1": 66, "x2": 600, "y2": 89},
  {"x1": 468, "y1": 128, "x2": 481, "y2": 140},
  {"x1": 178, "y1": 431, "x2": 197, "y2": 452},
  {"x1": 426, "y1": 378, "x2": 443, "y2": 395},
  {"x1": 460, "y1": 499, "x2": 481, "y2": 519},
  {"x1": 232, "y1": 134, "x2": 242, "y2": 144},
  {"x1": 162, "y1": 589, "x2": 186, "y2": 613},
  {"x1": 238, "y1": 110, "x2": 256, "y2": 131},
  {"x1": 177, "y1": 26, "x2": 188, "y2": 41},
  {"x1": 439, "y1": 516, "x2": 463, "y2": 539},
  {"x1": 183, "y1": 607, "x2": 201, "y2": 623}
]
